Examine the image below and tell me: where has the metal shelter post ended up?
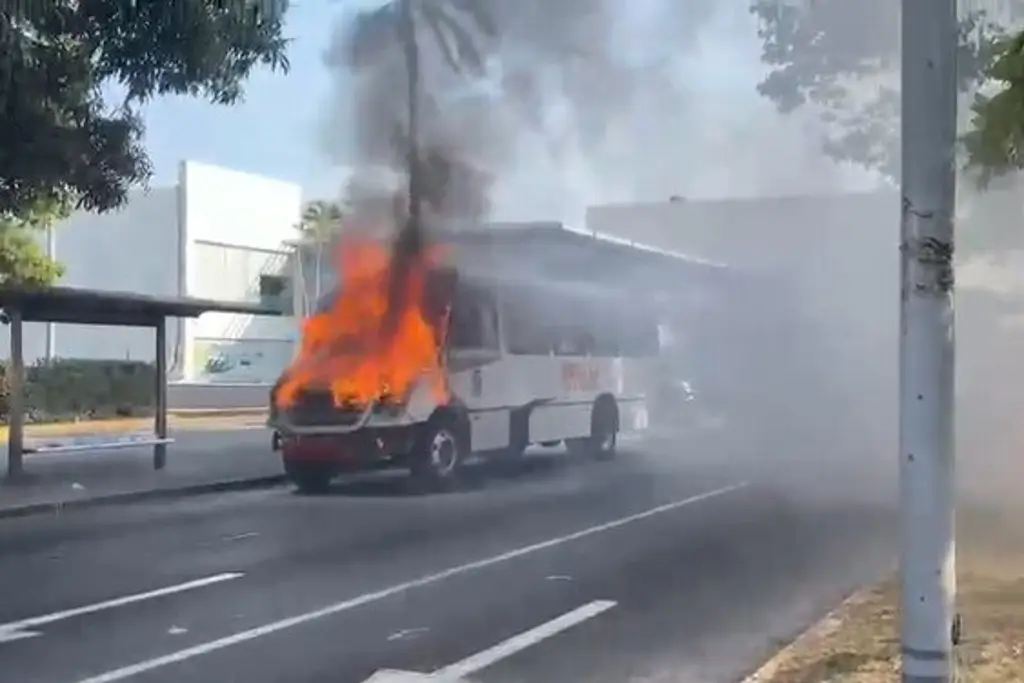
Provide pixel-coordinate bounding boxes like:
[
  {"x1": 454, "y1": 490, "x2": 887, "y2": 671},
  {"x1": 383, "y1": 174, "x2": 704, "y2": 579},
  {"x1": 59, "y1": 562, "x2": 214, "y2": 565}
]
[
  {"x1": 153, "y1": 316, "x2": 168, "y2": 470},
  {"x1": 6, "y1": 307, "x2": 25, "y2": 480}
]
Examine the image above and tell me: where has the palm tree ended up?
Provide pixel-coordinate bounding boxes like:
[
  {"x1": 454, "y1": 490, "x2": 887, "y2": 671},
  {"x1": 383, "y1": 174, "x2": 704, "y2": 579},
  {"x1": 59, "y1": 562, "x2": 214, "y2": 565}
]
[
  {"x1": 296, "y1": 200, "x2": 344, "y2": 306},
  {"x1": 347, "y1": 0, "x2": 497, "y2": 248},
  {"x1": 298, "y1": 200, "x2": 343, "y2": 241}
]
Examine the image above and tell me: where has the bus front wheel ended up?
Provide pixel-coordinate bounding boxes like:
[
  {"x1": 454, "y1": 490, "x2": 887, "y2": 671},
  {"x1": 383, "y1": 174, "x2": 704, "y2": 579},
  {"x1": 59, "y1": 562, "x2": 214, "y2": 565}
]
[
  {"x1": 286, "y1": 461, "x2": 334, "y2": 495},
  {"x1": 410, "y1": 415, "x2": 466, "y2": 490}
]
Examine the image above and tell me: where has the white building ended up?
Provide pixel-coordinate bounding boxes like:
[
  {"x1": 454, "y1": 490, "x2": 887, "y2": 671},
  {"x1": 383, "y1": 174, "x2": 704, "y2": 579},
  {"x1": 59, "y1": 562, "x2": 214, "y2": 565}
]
[{"x1": 4, "y1": 160, "x2": 303, "y2": 385}]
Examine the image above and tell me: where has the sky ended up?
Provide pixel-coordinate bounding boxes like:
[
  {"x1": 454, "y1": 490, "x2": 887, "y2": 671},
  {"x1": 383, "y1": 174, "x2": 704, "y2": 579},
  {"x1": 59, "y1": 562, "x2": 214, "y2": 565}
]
[
  {"x1": 134, "y1": 0, "x2": 765, "y2": 204},
  {"x1": 139, "y1": 1, "x2": 345, "y2": 200}
]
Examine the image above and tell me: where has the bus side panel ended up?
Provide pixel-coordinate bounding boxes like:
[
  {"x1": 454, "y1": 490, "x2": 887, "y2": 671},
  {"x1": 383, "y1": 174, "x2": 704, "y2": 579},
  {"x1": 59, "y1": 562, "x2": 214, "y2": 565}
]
[
  {"x1": 528, "y1": 401, "x2": 593, "y2": 442},
  {"x1": 447, "y1": 353, "x2": 512, "y2": 452},
  {"x1": 617, "y1": 357, "x2": 654, "y2": 434},
  {"x1": 617, "y1": 397, "x2": 650, "y2": 433},
  {"x1": 518, "y1": 355, "x2": 609, "y2": 442},
  {"x1": 469, "y1": 409, "x2": 512, "y2": 452},
  {"x1": 499, "y1": 355, "x2": 581, "y2": 442}
]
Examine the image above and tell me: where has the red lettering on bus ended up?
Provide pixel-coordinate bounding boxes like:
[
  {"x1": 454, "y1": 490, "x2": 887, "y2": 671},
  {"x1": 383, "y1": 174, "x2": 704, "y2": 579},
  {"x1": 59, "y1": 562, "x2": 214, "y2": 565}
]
[{"x1": 562, "y1": 362, "x2": 600, "y2": 391}]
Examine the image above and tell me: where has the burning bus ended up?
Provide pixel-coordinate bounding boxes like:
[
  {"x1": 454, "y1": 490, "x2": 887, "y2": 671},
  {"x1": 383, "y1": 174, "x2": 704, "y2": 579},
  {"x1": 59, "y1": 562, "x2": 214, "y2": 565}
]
[{"x1": 268, "y1": 222, "x2": 726, "y2": 493}]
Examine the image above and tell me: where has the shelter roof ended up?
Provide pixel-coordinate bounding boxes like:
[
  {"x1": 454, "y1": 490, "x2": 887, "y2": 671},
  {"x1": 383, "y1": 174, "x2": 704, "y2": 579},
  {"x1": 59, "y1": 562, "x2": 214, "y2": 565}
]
[{"x1": 0, "y1": 286, "x2": 283, "y2": 326}]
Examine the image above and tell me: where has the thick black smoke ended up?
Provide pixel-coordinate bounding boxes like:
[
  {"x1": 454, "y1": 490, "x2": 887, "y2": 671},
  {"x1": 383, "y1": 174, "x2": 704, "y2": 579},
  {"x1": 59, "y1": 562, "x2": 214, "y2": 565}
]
[{"x1": 320, "y1": 0, "x2": 730, "y2": 222}]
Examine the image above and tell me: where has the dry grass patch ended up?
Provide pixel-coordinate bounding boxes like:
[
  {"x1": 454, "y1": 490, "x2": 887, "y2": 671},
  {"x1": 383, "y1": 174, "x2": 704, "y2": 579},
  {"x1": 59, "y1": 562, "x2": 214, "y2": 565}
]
[{"x1": 746, "y1": 506, "x2": 1024, "y2": 683}]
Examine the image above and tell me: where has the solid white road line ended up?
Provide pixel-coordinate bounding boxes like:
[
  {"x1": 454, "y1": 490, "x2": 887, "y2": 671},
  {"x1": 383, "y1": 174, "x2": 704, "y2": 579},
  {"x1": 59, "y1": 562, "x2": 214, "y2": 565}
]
[
  {"x1": 0, "y1": 573, "x2": 243, "y2": 643},
  {"x1": 72, "y1": 482, "x2": 748, "y2": 683},
  {"x1": 432, "y1": 599, "x2": 616, "y2": 680},
  {"x1": 363, "y1": 600, "x2": 618, "y2": 682}
]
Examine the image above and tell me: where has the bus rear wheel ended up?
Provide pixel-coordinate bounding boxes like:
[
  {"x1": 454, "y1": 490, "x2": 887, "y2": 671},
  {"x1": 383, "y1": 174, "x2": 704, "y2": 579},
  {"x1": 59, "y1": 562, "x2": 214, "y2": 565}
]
[
  {"x1": 410, "y1": 415, "x2": 466, "y2": 491},
  {"x1": 567, "y1": 399, "x2": 618, "y2": 461}
]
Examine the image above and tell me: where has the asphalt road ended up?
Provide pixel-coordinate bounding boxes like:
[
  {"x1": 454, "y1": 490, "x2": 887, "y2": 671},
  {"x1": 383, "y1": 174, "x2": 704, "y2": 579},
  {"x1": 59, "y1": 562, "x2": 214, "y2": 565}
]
[{"x1": 0, "y1": 434, "x2": 897, "y2": 683}]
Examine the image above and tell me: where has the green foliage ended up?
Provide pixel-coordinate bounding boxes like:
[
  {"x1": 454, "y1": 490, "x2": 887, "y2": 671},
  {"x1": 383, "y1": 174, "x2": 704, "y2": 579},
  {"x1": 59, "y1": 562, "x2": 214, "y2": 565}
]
[
  {"x1": 0, "y1": 229, "x2": 65, "y2": 287},
  {"x1": 750, "y1": 0, "x2": 1016, "y2": 181},
  {"x1": 0, "y1": 195, "x2": 72, "y2": 286},
  {"x1": 0, "y1": 359, "x2": 156, "y2": 423},
  {"x1": 964, "y1": 29, "x2": 1024, "y2": 184},
  {"x1": 0, "y1": 0, "x2": 291, "y2": 217}
]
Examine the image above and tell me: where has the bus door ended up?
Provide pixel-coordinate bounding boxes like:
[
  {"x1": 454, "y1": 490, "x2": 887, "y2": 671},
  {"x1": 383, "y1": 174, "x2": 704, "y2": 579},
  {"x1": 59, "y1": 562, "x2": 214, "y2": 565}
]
[{"x1": 447, "y1": 282, "x2": 509, "y2": 451}]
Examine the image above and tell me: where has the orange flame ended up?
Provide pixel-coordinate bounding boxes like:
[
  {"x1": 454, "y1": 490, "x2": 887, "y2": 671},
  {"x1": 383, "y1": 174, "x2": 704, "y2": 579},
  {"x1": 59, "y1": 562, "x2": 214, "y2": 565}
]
[{"x1": 275, "y1": 234, "x2": 451, "y2": 409}]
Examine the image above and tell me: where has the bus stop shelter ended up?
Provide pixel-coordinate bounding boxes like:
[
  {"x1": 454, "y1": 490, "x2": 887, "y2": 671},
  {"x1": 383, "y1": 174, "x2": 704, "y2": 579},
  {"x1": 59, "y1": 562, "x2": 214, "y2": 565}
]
[{"x1": 0, "y1": 286, "x2": 282, "y2": 481}]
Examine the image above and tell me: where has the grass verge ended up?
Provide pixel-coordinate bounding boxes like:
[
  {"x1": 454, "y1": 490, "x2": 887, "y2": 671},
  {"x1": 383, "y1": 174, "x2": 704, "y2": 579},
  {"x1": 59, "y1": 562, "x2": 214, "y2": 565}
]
[{"x1": 745, "y1": 505, "x2": 1024, "y2": 683}]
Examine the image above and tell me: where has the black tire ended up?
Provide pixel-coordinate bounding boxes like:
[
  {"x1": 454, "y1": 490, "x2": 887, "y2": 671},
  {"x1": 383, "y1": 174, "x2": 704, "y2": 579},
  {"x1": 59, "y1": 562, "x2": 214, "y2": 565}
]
[
  {"x1": 410, "y1": 415, "x2": 466, "y2": 491},
  {"x1": 502, "y1": 429, "x2": 529, "y2": 463},
  {"x1": 286, "y1": 462, "x2": 334, "y2": 495},
  {"x1": 566, "y1": 399, "x2": 618, "y2": 461}
]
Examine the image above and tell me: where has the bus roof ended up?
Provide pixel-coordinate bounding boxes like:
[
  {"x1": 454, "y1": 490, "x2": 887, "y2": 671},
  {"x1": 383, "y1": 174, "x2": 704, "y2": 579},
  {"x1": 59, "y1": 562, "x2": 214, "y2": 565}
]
[
  {"x1": 467, "y1": 221, "x2": 727, "y2": 267},
  {"x1": 434, "y1": 221, "x2": 734, "y2": 295},
  {"x1": 455, "y1": 266, "x2": 658, "y2": 313}
]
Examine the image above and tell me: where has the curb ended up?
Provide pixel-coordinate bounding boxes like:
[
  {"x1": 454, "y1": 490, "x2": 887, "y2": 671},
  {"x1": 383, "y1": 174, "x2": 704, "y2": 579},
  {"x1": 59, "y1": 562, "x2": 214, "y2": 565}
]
[
  {"x1": 167, "y1": 408, "x2": 268, "y2": 417},
  {"x1": 0, "y1": 474, "x2": 289, "y2": 521},
  {"x1": 738, "y1": 584, "x2": 879, "y2": 683},
  {"x1": 0, "y1": 410, "x2": 269, "y2": 439}
]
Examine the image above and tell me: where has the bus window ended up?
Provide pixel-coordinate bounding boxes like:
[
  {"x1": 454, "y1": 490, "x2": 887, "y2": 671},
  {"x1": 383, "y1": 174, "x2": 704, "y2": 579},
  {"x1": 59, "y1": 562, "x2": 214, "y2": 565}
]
[
  {"x1": 480, "y1": 297, "x2": 500, "y2": 350},
  {"x1": 580, "y1": 305, "x2": 617, "y2": 356},
  {"x1": 502, "y1": 295, "x2": 555, "y2": 355},
  {"x1": 618, "y1": 314, "x2": 660, "y2": 357},
  {"x1": 449, "y1": 286, "x2": 500, "y2": 351},
  {"x1": 590, "y1": 327, "x2": 619, "y2": 356},
  {"x1": 554, "y1": 327, "x2": 591, "y2": 356},
  {"x1": 449, "y1": 300, "x2": 482, "y2": 349},
  {"x1": 507, "y1": 325, "x2": 554, "y2": 355},
  {"x1": 580, "y1": 331, "x2": 596, "y2": 356},
  {"x1": 554, "y1": 333, "x2": 578, "y2": 356}
]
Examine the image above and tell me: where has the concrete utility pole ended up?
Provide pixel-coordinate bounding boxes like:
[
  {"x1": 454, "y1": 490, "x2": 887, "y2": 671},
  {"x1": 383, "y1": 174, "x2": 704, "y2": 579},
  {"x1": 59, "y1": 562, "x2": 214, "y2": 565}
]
[{"x1": 899, "y1": 1, "x2": 959, "y2": 682}]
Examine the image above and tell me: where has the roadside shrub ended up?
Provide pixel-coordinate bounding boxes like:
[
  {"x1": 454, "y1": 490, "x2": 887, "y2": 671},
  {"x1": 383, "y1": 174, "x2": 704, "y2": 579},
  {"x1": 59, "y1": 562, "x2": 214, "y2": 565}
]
[{"x1": 0, "y1": 358, "x2": 155, "y2": 424}]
